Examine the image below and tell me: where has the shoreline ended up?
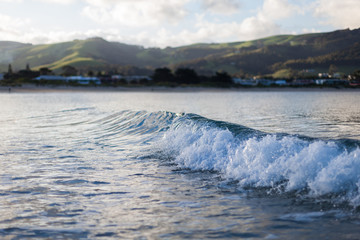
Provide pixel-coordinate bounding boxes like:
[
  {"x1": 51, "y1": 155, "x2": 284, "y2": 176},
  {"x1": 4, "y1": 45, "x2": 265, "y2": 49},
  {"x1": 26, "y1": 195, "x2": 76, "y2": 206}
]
[{"x1": 1, "y1": 85, "x2": 359, "y2": 93}]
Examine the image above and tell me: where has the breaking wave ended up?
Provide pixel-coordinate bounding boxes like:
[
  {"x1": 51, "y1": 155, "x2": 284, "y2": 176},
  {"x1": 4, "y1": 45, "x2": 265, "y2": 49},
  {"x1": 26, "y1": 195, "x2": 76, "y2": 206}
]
[
  {"x1": 93, "y1": 110, "x2": 360, "y2": 208},
  {"x1": 154, "y1": 112, "x2": 360, "y2": 208}
]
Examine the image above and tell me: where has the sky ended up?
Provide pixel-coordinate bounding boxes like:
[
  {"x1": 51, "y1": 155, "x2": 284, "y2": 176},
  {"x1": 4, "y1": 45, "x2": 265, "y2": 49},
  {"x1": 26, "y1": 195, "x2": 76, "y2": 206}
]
[{"x1": 0, "y1": 0, "x2": 360, "y2": 48}]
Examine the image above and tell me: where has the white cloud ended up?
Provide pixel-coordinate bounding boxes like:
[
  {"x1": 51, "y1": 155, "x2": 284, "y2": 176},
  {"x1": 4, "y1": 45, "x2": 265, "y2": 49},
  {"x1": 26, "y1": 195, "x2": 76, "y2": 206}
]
[
  {"x1": 37, "y1": 0, "x2": 76, "y2": 4},
  {"x1": 0, "y1": 0, "x2": 75, "y2": 3},
  {"x1": 200, "y1": 0, "x2": 241, "y2": 15},
  {"x1": 3, "y1": 0, "x2": 347, "y2": 49},
  {"x1": 0, "y1": 14, "x2": 31, "y2": 39},
  {"x1": 82, "y1": 0, "x2": 190, "y2": 27},
  {"x1": 199, "y1": 0, "x2": 299, "y2": 44},
  {"x1": 0, "y1": 13, "x2": 90, "y2": 44},
  {"x1": 78, "y1": 0, "x2": 300, "y2": 47},
  {"x1": 131, "y1": 17, "x2": 282, "y2": 48},
  {"x1": 84, "y1": 0, "x2": 118, "y2": 7},
  {"x1": 313, "y1": 0, "x2": 360, "y2": 29},
  {"x1": 301, "y1": 28, "x2": 321, "y2": 34},
  {"x1": 236, "y1": 16, "x2": 281, "y2": 40},
  {"x1": 259, "y1": 0, "x2": 300, "y2": 21},
  {"x1": 0, "y1": 0, "x2": 296, "y2": 47}
]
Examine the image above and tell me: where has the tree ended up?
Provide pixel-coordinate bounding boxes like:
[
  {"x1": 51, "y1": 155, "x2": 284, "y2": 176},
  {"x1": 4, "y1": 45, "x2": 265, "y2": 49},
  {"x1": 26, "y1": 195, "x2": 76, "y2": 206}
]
[
  {"x1": 352, "y1": 70, "x2": 360, "y2": 80},
  {"x1": 8, "y1": 64, "x2": 13, "y2": 75},
  {"x1": 211, "y1": 71, "x2": 233, "y2": 86},
  {"x1": 39, "y1": 67, "x2": 52, "y2": 75},
  {"x1": 174, "y1": 68, "x2": 199, "y2": 84},
  {"x1": 96, "y1": 71, "x2": 103, "y2": 77},
  {"x1": 61, "y1": 65, "x2": 78, "y2": 76},
  {"x1": 87, "y1": 70, "x2": 94, "y2": 77},
  {"x1": 152, "y1": 67, "x2": 175, "y2": 83}
]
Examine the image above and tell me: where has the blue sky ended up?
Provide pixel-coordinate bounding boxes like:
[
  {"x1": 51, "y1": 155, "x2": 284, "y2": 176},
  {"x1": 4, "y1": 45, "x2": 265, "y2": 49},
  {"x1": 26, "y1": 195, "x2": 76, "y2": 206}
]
[{"x1": 0, "y1": 0, "x2": 359, "y2": 48}]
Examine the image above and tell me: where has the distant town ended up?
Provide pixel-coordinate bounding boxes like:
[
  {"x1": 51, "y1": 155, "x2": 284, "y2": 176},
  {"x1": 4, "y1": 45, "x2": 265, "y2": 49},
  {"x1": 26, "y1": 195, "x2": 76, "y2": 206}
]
[{"x1": 1, "y1": 64, "x2": 360, "y2": 88}]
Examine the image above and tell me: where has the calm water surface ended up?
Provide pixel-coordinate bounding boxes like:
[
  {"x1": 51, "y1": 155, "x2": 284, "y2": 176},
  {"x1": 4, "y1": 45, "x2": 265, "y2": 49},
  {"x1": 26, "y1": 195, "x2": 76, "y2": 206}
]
[{"x1": 0, "y1": 91, "x2": 359, "y2": 239}]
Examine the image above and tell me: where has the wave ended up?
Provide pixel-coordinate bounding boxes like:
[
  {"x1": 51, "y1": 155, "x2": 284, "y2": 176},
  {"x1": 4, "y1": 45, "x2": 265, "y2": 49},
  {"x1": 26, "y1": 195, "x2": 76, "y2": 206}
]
[
  {"x1": 88, "y1": 110, "x2": 180, "y2": 150},
  {"x1": 154, "y1": 112, "x2": 360, "y2": 209},
  {"x1": 90, "y1": 110, "x2": 360, "y2": 208},
  {"x1": 92, "y1": 110, "x2": 178, "y2": 137}
]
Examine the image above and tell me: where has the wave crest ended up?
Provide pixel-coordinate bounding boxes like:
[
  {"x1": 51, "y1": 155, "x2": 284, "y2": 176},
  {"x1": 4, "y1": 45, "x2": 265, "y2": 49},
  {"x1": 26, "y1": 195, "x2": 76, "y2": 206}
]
[{"x1": 159, "y1": 114, "x2": 360, "y2": 208}]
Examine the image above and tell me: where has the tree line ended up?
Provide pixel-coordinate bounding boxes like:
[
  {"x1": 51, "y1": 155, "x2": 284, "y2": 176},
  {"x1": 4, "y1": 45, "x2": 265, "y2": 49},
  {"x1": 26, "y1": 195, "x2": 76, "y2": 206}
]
[
  {"x1": 2, "y1": 63, "x2": 360, "y2": 88},
  {"x1": 151, "y1": 67, "x2": 233, "y2": 87},
  {"x1": 1, "y1": 64, "x2": 234, "y2": 87}
]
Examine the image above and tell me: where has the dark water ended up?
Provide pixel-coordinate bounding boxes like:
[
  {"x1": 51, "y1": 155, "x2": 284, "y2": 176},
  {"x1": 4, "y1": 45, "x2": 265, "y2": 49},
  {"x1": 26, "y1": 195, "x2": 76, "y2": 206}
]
[{"x1": 0, "y1": 91, "x2": 360, "y2": 239}]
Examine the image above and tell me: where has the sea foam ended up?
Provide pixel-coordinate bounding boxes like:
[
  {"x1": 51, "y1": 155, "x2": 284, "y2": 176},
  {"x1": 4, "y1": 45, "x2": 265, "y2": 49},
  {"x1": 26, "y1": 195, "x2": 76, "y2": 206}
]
[{"x1": 159, "y1": 114, "x2": 360, "y2": 207}]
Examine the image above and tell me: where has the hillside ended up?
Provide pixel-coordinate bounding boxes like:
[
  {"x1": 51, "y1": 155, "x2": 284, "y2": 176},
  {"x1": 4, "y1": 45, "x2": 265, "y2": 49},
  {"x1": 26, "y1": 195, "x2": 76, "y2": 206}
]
[
  {"x1": 1, "y1": 28, "x2": 360, "y2": 76},
  {"x1": 0, "y1": 38, "x2": 145, "y2": 73},
  {"x1": 172, "y1": 28, "x2": 360, "y2": 76}
]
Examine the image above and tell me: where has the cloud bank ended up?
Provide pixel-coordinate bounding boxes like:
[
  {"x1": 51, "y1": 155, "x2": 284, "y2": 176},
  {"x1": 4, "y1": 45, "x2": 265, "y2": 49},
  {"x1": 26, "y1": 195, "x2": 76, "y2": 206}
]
[
  {"x1": 0, "y1": 0, "x2": 359, "y2": 47},
  {"x1": 82, "y1": 0, "x2": 190, "y2": 27},
  {"x1": 314, "y1": 0, "x2": 360, "y2": 29}
]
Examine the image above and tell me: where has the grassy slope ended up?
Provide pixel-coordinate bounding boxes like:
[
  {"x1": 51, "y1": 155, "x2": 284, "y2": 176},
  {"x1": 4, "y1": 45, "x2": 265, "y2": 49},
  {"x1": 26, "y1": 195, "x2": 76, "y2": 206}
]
[
  {"x1": 173, "y1": 29, "x2": 360, "y2": 75},
  {"x1": 6, "y1": 38, "x2": 144, "y2": 72},
  {"x1": 0, "y1": 41, "x2": 32, "y2": 71},
  {"x1": 1, "y1": 28, "x2": 359, "y2": 75}
]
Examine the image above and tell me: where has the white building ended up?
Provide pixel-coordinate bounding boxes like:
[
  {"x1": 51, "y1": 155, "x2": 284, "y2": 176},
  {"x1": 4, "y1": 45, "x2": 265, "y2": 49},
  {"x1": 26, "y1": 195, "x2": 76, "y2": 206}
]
[
  {"x1": 34, "y1": 75, "x2": 101, "y2": 85},
  {"x1": 318, "y1": 73, "x2": 329, "y2": 78},
  {"x1": 34, "y1": 75, "x2": 67, "y2": 81},
  {"x1": 233, "y1": 78, "x2": 258, "y2": 86},
  {"x1": 111, "y1": 75, "x2": 123, "y2": 80},
  {"x1": 275, "y1": 80, "x2": 287, "y2": 86},
  {"x1": 316, "y1": 79, "x2": 347, "y2": 85},
  {"x1": 66, "y1": 76, "x2": 101, "y2": 85}
]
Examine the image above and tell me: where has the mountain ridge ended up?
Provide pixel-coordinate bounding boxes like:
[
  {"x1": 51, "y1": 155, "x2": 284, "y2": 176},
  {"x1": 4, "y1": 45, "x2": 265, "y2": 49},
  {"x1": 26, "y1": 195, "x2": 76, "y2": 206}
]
[{"x1": 1, "y1": 28, "x2": 360, "y2": 76}]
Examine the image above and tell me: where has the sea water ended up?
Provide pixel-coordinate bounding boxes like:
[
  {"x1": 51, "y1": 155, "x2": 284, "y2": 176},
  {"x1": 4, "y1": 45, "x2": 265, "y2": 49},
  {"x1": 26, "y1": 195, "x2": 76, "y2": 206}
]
[{"x1": 0, "y1": 90, "x2": 359, "y2": 239}]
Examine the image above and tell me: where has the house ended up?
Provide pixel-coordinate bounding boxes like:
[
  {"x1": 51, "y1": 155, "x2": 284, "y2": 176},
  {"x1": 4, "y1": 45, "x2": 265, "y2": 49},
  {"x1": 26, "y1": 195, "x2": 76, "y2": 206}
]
[
  {"x1": 316, "y1": 79, "x2": 347, "y2": 85},
  {"x1": 257, "y1": 79, "x2": 275, "y2": 86},
  {"x1": 66, "y1": 76, "x2": 101, "y2": 85},
  {"x1": 318, "y1": 73, "x2": 329, "y2": 78},
  {"x1": 111, "y1": 75, "x2": 123, "y2": 80},
  {"x1": 233, "y1": 78, "x2": 258, "y2": 86},
  {"x1": 332, "y1": 73, "x2": 341, "y2": 78},
  {"x1": 34, "y1": 75, "x2": 101, "y2": 85},
  {"x1": 275, "y1": 80, "x2": 287, "y2": 86},
  {"x1": 349, "y1": 80, "x2": 360, "y2": 87},
  {"x1": 34, "y1": 75, "x2": 67, "y2": 81}
]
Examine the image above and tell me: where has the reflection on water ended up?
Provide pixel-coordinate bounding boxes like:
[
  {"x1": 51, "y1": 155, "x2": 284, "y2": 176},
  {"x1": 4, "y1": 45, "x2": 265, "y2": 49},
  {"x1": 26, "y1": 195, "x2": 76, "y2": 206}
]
[{"x1": 0, "y1": 91, "x2": 359, "y2": 239}]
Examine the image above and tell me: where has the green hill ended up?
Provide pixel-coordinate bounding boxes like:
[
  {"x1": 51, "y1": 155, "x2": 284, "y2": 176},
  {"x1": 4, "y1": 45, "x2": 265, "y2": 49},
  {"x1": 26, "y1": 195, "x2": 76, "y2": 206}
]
[
  {"x1": 0, "y1": 41, "x2": 32, "y2": 72},
  {"x1": 1, "y1": 28, "x2": 360, "y2": 76},
  {"x1": 173, "y1": 28, "x2": 360, "y2": 76},
  {"x1": 0, "y1": 38, "x2": 145, "y2": 73}
]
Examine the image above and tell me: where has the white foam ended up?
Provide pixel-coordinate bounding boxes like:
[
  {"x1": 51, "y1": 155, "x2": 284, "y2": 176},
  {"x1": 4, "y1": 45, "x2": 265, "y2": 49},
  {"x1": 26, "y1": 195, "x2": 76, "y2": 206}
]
[{"x1": 159, "y1": 119, "x2": 360, "y2": 207}]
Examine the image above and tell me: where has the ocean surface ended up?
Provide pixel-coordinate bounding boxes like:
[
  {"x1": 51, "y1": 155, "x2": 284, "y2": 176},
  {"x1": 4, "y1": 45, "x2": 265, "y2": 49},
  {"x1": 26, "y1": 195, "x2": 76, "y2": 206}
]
[{"x1": 0, "y1": 90, "x2": 360, "y2": 239}]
